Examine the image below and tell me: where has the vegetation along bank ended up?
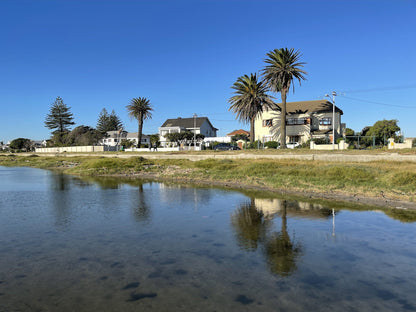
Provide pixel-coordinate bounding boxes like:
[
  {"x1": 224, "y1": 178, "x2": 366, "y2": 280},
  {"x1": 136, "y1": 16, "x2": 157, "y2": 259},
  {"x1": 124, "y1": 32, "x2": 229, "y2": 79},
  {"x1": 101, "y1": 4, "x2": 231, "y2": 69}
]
[{"x1": 1, "y1": 152, "x2": 416, "y2": 210}]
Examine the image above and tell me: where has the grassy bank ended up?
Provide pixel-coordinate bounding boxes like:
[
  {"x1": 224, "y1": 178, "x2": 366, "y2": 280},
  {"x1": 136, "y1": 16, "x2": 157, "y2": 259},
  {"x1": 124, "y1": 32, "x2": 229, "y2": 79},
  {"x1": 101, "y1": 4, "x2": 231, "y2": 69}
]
[{"x1": 1, "y1": 153, "x2": 415, "y2": 207}]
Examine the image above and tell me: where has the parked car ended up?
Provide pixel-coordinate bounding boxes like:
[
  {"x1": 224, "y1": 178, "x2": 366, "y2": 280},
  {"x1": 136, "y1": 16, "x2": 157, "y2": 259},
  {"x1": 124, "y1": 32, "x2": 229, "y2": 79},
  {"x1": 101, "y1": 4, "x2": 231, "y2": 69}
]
[
  {"x1": 286, "y1": 142, "x2": 300, "y2": 149},
  {"x1": 213, "y1": 143, "x2": 241, "y2": 151}
]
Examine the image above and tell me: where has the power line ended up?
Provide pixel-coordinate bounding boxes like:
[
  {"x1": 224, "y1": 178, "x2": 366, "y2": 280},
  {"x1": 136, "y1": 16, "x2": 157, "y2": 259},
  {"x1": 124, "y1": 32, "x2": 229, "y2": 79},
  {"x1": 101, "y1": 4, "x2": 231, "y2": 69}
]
[
  {"x1": 342, "y1": 84, "x2": 416, "y2": 94},
  {"x1": 342, "y1": 95, "x2": 416, "y2": 109}
]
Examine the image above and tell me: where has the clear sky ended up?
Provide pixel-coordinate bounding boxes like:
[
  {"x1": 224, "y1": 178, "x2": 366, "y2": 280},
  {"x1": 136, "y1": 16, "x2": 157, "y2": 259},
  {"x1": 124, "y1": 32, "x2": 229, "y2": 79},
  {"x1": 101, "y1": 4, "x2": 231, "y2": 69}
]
[{"x1": 1, "y1": 0, "x2": 416, "y2": 143}]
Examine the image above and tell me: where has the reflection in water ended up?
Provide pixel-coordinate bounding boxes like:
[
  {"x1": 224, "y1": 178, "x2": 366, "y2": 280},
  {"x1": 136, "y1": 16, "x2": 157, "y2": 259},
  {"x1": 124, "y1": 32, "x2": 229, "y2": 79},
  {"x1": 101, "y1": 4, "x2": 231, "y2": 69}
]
[
  {"x1": 264, "y1": 201, "x2": 302, "y2": 277},
  {"x1": 230, "y1": 199, "x2": 271, "y2": 251},
  {"x1": 231, "y1": 198, "x2": 302, "y2": 277},
  {"x1": 1, "y1": 167, "x2": 416, "y2": 312},
  {"x1": 51, "y1": 171, "x2": 73, "y2": 191},
  {"x1": 50, "y1": 172, "x2": 72, "y2": 229},
  {"x1": 132, "y1": 183, "x2": 151, "y2": 223}
]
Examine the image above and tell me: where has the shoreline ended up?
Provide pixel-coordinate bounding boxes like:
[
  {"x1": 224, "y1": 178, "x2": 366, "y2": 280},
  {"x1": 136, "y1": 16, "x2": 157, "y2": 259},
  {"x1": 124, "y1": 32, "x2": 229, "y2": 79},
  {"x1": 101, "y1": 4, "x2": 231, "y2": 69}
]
[
  {"x1": 1, "y1": 152, "x2": 416, "y2": 210},
  {"x1": 95, "y1": 171, "x2": 416, "y2": 210}
]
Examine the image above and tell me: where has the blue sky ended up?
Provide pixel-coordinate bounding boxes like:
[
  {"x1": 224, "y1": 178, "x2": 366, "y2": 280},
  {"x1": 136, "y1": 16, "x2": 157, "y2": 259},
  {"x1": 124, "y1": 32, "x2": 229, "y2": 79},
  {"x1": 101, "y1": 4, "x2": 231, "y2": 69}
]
[{"x1": 1, "y1": 0, "x2": 416, "y2": 143}]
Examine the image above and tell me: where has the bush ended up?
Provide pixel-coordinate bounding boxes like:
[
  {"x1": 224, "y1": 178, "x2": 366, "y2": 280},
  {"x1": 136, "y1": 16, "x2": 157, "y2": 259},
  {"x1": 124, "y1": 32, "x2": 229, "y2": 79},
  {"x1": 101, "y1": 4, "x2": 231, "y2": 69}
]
[
  {"x1": 244, "y1": 140, "x2": 262, "y2": 149},
  {"x1": 312, "y1": 138, "x2": 329, "y2": 144},
  {"x1": 264, "y1": 141, "x2": 279, "y2": 149},
  {"x1": 301, "y1": 139, "x2": 311, "y2": 148}
]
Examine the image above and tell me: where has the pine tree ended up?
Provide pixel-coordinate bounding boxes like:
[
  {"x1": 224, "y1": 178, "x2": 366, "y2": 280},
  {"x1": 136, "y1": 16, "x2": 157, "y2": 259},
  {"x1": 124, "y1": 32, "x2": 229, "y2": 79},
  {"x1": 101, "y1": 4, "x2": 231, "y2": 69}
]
[
  {"x1": 108, "y1": 109, "x2": 123, "y2": 131},
  {"x1": 45, "y1": 96, "x2": 75, "y2": 134},
  {"x1": 96, "y1": 108, "x2": 110, "y2": 133},
  {"x1": 97, "y1": 108, "x2": 123, "y2": 133}
]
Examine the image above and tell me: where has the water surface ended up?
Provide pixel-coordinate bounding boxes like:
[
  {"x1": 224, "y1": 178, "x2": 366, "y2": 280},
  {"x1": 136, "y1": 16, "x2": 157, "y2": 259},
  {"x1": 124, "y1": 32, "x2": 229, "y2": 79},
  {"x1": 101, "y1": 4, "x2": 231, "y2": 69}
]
[{"x1": 0, "y1": 167, "x2": 415, "y2": 311}]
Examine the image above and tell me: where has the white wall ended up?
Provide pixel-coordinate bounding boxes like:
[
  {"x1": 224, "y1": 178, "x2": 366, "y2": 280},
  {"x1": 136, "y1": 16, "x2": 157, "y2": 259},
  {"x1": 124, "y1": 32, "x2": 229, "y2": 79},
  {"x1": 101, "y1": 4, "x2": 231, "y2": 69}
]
[{"x1": 36, "y1": 146, "x2": 106, "y2": 153}]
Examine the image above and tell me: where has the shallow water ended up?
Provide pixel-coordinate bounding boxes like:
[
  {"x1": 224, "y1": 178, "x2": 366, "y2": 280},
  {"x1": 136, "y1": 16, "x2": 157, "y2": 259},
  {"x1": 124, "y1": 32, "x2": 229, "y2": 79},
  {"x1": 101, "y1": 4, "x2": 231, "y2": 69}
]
[{"x1": 0, "y1": 167, "x2": 415, "y2": 311}]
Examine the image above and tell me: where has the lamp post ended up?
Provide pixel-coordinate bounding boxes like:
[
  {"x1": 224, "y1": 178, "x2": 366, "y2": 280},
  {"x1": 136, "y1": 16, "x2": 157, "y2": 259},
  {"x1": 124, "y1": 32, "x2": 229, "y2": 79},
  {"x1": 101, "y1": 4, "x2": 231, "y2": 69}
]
[
  {"x1": 193, "y1": 113, "x2": 197, "y2": 150},
  {"x1": 325, "y1": 91, "x2": 337, "y2": 150}
]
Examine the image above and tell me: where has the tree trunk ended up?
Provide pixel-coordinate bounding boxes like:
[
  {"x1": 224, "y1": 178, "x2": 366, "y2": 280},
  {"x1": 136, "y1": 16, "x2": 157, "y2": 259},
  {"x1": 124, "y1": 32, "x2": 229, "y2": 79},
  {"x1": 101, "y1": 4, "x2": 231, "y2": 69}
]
[
  {"x1": 138, "y1": 116, "x2": 143, "y2": 148},
  {"x1": 281, "y1": 91, "x2": 287, "y2": 149},
  {"x1": 250, "y1": 116, "x2": 255, "y2": 143}
]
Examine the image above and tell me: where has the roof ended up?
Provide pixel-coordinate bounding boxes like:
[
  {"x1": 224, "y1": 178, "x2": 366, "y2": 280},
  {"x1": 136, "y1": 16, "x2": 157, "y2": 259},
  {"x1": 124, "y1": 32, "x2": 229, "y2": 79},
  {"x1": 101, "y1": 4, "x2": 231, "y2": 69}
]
[
  {"x1": 274, "y1": 100, "x2": 343, "y2": 115},
  {"x1": 126, "y1": 132, "x2": 150, "y2": 139},
  {"x1": 227, "y1": 129, "x2": 250, "y2": 137},
  {"x1": 161, "y1": 117, "x2": 218, "y2": 130},
  {"x1": 312, "y1": 129, "x2": 332, "y2": 135}
]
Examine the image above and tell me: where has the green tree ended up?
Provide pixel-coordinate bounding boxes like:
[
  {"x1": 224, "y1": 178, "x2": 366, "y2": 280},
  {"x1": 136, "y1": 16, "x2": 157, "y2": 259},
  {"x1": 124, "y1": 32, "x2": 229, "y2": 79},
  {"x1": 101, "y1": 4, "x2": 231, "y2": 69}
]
[
  {"x1": 231, "y1": 133, "x2": 249, "y2": 142},
  {"x1": 45, "y1": 96, "x2": 75, "y2": 136},
  {"x1": 345, "y1": 127, "x2": 355, "y2": 144},
  {"x1": 229, "y1": 73, "x2": 275, "y2": 143},
  {"x1": 108, "y1": 109, "x2": 123, "y2": 131},
  {"x1": 126, "y1": 97, "x2": 153, "y2": 147},
  {"x1": 262, "y1": 48, "x2": 307, "y2": 148},
  {"x1": 367, "y1": 119, "x2": 401, "y2": 146},
  {"x1": 65, "y1": 125, "x2": 103, "y2": 146},
  {"x1": 150, "y1": 134, "x2": 160, "y2": 147},
  {"x1": 10, "y1": 138, "x2": 33, "y2": 151},
  {"x1": 97, "y1": 109, "x2": 123, "y2": 133},
  {"x1": 96, "y1": 108, "x2": 110, "y2": 133},
  {"x1": 165, "y1": 132, "x2": 182, "y2": 146},
  {"x1": 120, "y1": 139, "x2": 135, "y2": 149}
]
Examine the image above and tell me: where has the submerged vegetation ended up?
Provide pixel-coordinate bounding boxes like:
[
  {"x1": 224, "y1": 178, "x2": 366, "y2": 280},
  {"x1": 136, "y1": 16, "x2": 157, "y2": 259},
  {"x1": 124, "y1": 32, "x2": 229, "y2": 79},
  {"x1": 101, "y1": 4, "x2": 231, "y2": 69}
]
[{"x1": 1, "y1": 154, "x2": 415, "y2": 206}]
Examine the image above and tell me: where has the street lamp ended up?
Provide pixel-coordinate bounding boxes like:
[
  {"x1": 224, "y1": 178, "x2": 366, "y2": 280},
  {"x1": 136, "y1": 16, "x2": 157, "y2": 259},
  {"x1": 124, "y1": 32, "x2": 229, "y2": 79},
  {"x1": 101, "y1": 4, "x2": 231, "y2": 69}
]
[
  {"x1": 325, "y1": 92, "x2": 337, "y2": 150},
  {"x1": 193, "y1": 113, "x2": 197, "y2": 149}
]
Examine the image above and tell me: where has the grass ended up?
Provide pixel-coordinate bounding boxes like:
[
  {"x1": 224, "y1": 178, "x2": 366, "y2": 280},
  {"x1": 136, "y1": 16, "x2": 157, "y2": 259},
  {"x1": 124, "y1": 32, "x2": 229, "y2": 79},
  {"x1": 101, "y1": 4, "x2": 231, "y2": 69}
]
[{"x1": 1, "y1": 153, "x2": 415, "y2": 204}]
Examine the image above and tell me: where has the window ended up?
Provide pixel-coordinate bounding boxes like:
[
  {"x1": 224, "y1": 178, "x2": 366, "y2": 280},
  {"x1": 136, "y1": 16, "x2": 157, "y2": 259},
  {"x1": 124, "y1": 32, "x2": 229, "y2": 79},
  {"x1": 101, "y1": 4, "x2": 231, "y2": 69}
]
[
  {"x1": 287, "y1": 118, "x2": 308, "y2": 125},
  {"x1": 262, "y1": 119, "x2": 273, "y2": 127},
  {"x1": 320, "y1": 117, "x2": 332, "y2": 125}
]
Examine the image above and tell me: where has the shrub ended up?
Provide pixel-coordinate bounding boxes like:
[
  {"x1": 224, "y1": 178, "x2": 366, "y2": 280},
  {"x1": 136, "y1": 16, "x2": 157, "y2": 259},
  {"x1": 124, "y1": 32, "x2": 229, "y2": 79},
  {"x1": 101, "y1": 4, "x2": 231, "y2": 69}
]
[
  {"x1": 264, "y1": 141, "x2": 279, "y2": 149},
  {"x1": 312, "y1": 138, "x2": 329, "y2": 144},
  {"x1": 301, "y1": 139, "x2": 311, "y2": 148}
]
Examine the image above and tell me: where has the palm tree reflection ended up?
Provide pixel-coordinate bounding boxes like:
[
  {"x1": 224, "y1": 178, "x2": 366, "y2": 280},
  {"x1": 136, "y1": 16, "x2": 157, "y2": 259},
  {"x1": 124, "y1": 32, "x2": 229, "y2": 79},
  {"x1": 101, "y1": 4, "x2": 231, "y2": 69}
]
[
  {"x1": 132, "y1": 184, "x2": 151, "y2": 223},
  {"x1": 231, "y1": 198, "x2": 302, "y2": 277},
  {"x1": 263, "y1": 200, "x2": 301, "y2": 276},
  {"x1": 230, "y1": 199, "x2": 271, "y2": 251}
]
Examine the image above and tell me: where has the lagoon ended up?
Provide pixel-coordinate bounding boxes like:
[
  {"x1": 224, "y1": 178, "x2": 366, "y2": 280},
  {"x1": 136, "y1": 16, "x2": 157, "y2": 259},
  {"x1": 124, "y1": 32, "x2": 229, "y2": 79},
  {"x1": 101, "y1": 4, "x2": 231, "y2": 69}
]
[{"x1": 0, "y1": 167, "x2": 415, "y2": 311}]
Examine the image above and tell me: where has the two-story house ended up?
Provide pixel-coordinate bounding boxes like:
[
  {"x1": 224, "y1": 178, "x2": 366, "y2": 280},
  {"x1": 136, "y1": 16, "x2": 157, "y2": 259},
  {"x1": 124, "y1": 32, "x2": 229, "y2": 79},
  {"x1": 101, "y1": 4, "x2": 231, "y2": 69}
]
[
  {"x1": 254, "y1": 100, "x2": 345, "y2": 144},
  {"x1": 159, "y1": 117, "x2": 218, "y2": 147},
  {"x1": 101, "y1": 130, "x2": 150, "y2": 147}
]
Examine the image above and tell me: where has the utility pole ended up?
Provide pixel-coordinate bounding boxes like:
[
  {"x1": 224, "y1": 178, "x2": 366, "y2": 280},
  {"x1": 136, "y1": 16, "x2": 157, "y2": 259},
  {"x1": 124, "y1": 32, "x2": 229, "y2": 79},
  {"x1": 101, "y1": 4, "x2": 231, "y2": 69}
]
[
  {"x1": 193, "y1": 113, "x2": 197, "y2": 149},
  {"x1": 325, "y1": 91, "x2": 337, "y2": 150}
]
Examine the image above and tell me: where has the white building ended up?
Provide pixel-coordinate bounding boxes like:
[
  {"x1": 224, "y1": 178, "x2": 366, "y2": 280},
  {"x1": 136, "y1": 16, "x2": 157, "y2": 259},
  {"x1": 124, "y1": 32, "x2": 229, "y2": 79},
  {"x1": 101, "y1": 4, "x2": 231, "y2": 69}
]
[
  {"x1": 159, "y1": 117, "x2": 218, "y2": 147},
  {"x1": 101, "y1": 130, "x2": 150, "y2": 147}
]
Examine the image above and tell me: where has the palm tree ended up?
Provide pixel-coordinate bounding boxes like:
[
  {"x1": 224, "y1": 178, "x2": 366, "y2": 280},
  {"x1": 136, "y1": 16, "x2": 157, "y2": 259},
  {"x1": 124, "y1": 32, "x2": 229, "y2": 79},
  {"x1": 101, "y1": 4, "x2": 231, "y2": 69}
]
[
  {"x1": 126, "y1": 97, "x2": 153, "y2": 147},
  {"x1": 262, "y1": 48, "x2": 307, "y2": 148},
  {"x1": 229, "y1": 73, "x2": 275, "y2": 143}
]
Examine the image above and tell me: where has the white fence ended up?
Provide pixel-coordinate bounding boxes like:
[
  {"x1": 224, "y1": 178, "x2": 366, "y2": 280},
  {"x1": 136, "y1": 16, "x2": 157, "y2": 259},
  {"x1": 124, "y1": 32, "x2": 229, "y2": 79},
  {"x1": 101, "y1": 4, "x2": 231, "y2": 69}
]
[
  {"x1": 310, "y1": 140, "x2": 349, "y2": 150},
  {"x1": 35, "y1": 146, "x2": 107, "y2": 153}
]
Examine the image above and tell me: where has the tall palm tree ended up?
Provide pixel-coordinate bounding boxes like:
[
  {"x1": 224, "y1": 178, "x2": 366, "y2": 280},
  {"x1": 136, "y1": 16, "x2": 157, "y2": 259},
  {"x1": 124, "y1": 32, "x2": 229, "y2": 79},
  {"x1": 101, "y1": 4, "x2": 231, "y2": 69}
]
[
  {"x1": 228, "y1": 73, "x2": 275, "y2": 143},
  {"x1": 126, "y1": 97, "x2": 153, "y2": 147},
  {"x1": 262, "y1": 48, "x2": 307, "y2": 148}
]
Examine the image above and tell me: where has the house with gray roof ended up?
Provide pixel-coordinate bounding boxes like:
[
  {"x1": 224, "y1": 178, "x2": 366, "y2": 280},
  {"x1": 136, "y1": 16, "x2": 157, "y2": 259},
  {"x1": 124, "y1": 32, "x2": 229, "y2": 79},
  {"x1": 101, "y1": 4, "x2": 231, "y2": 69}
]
[
  {"x1": 159, "y1": 117, "x2": 218, "y2": 147},
  {"x1": 101, "y1": 130, "x2": 150, "y2": 147},
  {"x1": 254, "y1": 100, "x2": 345, "y2": 144}
]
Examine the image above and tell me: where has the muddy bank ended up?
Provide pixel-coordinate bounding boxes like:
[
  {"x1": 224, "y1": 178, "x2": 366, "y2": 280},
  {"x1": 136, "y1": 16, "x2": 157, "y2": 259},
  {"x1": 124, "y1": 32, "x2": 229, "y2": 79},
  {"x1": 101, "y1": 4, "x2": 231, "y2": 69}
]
[{"x1": 108, "y1": 171, "x2": 416, "y2": 210}]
